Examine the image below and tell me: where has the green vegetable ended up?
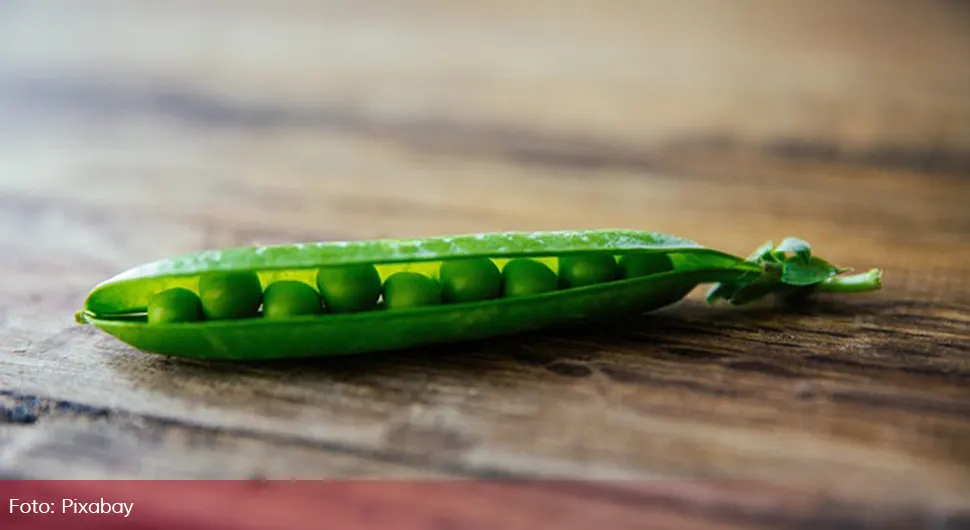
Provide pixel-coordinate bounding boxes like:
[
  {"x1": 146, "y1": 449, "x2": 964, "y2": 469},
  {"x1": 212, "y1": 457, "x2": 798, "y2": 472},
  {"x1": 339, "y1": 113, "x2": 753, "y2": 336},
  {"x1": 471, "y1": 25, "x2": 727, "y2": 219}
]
[
  {"x1": 147, "y1": 288, "x2": 202, "y2": 324},
  {"x1": 316, "y1": 264, "x2": 381, "y2": 313},
  {"x1": 439, "y1": 258, "x2": 501, "y2": 303},
  {"x1": 558, "y1": 254, "x2": 618, "y2": 288},
  {"x1": 501, "y1": 258, "x2": 558, "y2": 297},
  {"x1": 618, "y1": 253, "x2": 674, "y2": 278},
  {"x1": 74, "y1": 229, "x2": 883, "y2": 361},
  {"x1": 382, "y1": 272, "x2": 441, "y2": 310},
  {"x1": 198, "y1": 271, "x2": 262, "y2": 320},
  {"x1": 262, "y1": 280, "x2": 321, "y2": 319}
]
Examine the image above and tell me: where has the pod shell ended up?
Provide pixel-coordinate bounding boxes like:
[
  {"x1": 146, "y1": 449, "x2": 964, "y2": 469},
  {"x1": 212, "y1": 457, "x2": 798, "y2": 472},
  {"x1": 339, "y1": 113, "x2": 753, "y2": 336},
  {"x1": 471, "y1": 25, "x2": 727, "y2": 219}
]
[{"x1": 77, "y1": 230, "x2": 757, "y2": 360}]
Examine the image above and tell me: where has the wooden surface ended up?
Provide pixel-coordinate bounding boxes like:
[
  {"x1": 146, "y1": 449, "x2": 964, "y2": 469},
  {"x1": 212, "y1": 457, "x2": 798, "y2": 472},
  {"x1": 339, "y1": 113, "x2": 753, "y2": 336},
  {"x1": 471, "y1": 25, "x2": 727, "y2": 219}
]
[{"x1": 1, "y1": 0, "x2": 969, "y2": 528}]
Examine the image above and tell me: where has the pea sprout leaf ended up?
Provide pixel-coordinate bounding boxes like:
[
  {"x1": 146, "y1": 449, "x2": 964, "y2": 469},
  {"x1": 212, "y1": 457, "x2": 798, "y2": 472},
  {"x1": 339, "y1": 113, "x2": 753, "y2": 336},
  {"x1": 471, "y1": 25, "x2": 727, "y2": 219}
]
[
  {"x1": 726, "y1": 276, "x2": 783, "y2": 305},
  {"x1": 776, "y1": 237, "x2": 812, "y2": 263},
  {"x1": 781, "y1": 258, "x2": 840, "y2": 286},
  {"x1": 746, "y1": 241, "x2": 775, "y2": 262}
]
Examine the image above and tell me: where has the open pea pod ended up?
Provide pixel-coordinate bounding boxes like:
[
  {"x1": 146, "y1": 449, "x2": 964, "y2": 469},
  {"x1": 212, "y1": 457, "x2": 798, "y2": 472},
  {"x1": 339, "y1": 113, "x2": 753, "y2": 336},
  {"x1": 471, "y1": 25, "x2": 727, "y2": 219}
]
[{"x1": 74, "y1": 230, "x2": 882, "y2": 361}]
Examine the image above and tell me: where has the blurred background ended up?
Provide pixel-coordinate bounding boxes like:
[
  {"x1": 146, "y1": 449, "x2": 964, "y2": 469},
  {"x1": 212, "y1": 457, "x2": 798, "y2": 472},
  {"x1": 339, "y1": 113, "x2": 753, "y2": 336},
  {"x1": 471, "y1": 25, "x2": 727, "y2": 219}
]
[
  {"x1": 2, "y1": 1, "x2": 967, "y2": 257},
  {"x1": 1, "y1": 0, "x2": 970, "y2": 514}
]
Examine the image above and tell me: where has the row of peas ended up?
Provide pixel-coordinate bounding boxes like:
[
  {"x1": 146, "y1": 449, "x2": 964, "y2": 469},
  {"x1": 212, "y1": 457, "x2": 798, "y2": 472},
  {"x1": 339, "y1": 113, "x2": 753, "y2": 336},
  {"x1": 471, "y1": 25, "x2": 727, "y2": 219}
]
[{"x1": 146, "y1": 253, "x2": 674, "y2": 324}]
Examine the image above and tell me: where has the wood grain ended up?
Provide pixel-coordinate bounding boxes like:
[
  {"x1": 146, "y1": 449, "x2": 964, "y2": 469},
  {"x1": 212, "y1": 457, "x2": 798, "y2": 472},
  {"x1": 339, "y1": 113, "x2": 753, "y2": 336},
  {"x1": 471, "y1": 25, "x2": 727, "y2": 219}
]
[{"x1": 1, "y1": 1, "x2": 969, "y2": 528}]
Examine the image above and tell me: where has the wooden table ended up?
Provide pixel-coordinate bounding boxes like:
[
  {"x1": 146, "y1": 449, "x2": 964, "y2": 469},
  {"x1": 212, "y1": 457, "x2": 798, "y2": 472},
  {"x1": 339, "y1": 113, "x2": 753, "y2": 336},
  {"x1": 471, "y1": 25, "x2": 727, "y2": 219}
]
[{"x1": 1, "y1": 1, "x2": 968, "y2": 528}]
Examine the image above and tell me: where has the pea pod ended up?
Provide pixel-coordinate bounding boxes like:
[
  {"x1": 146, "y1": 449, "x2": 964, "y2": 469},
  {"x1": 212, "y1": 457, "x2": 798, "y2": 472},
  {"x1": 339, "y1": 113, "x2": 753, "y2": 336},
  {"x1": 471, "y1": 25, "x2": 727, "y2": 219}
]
[{"x1": 74, "y1": 230, "x2": 882, "y2": 361}]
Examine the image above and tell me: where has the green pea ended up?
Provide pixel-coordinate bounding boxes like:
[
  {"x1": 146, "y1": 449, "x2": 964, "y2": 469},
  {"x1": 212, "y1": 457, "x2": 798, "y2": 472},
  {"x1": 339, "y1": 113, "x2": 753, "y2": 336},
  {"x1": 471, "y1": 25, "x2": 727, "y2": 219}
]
[
  {"x1": 147, "y1": 288, "x2": 202, "y2": 324},
  {"x1": 439, "y1": 258, "x2": 501, "y2": 303},
  {"x1": 558, "y1": 254, "x2": 618, "y2": 288},
  {"x1": 198, "y1": 271, "x2": 263, "y2": 319},
  {"x1": 501, "y1": 258, "x2": 558, "y2": 297},
  {"x1": 382, "y1": 272, "x2": 441, "y2": 310},
  {"x1": 316, "y1": 264, "x2": 382, "y2": 313},
  {"x1": 618, "y1": 253, "x2": 675, "y2": 278},
  {"x1": 262, "y1": 281, "x2": 321, "y2": 319}
]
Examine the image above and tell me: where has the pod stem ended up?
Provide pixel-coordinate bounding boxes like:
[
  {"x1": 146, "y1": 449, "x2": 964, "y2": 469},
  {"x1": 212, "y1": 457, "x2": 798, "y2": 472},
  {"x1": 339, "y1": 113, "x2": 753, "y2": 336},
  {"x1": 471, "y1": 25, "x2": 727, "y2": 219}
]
[
  {"x1": 816, "y1": 268, "x2": 883, "y2": 293},
  {"x1": 706, "y1": 238, "x2": 883, "y2": 306}
]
